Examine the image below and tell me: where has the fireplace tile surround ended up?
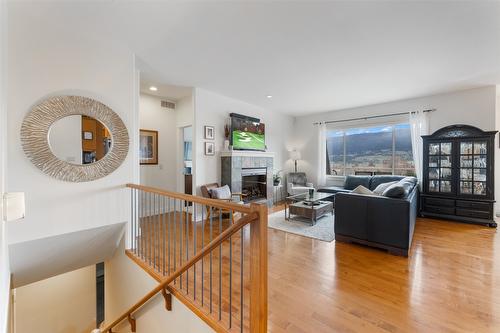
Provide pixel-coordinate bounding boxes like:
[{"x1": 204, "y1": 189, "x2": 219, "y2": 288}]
[{"x1": 221, "y1": 151, "x2": 274, "y2": 206}]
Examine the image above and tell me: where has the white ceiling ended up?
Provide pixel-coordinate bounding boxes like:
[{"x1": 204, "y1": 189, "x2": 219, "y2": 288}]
[
  {"x1": 9, "y1": 1, "x2": 500, "y2": 115},
  {"x1": 139, "y1": 75, "x2": 193, "y2": 101}
]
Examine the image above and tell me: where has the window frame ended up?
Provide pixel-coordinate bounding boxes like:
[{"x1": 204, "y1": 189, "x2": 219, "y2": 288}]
[{"x1": 325, "y1": 116, "x2": 414, "y2": 177}]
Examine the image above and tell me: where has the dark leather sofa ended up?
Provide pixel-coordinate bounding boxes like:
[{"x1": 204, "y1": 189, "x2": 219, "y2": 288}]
[{"x1": 319, "y1": 175, "x2": 418, "y2": 256}]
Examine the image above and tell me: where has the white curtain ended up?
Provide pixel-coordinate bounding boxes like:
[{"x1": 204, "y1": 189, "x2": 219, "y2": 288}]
[
  {"x1": 409, "y1": 111, "x2": 430, "y2": 185},
  {"x1": 317, "y1": 122, "x2": 327, "y2": 187}
]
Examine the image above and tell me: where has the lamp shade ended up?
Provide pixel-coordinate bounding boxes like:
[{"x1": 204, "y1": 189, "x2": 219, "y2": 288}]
[
  {"x1": 289, "y1": 150, "x2": 301, "y2": 161},
  {"x1": 3, "y1": 192, "x2": 25, "y2": 222}
]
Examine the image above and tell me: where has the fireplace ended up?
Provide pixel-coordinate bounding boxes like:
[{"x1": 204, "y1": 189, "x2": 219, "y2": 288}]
[
  {"x1": 241, "y1": 168, "x2": 267, "y2": 203},
  {"x1": 221, "y1": 151, "x2": 274, "y2": 207}
]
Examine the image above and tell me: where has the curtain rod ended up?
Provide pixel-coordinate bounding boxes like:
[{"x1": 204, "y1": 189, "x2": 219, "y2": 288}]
[{"x1": 313, "y1": 108, "x2": 436, "y2": 125}]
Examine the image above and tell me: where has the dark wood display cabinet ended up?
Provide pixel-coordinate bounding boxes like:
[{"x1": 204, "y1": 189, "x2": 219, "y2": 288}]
[{"x1": 421, "y1": 125, "x2": 497, "y2": 227}]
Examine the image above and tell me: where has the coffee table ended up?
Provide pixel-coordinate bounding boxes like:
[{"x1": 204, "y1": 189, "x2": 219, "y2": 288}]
[{"x1": 285, "y1": 192, "x2": 334, "y2": 225}]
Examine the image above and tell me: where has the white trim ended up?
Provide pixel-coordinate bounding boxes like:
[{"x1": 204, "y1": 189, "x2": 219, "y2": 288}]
[{"x1": 220, "y1": 151, "x2": 275, "y2": 158}]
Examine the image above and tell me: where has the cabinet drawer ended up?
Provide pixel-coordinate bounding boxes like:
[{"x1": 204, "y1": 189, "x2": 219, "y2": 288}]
[
  {"x1": 455, "y1": 200, "x2": 491, "y2": 212},
  {"x1": 424, "y1": 197, "x2": 455, "y2": 207},
  {"x1": 456, "y1": 208, "x2": 491, "y2": 220},
  {"x1": 423, "y1": 205, "x2": 455, "y2": 215}
]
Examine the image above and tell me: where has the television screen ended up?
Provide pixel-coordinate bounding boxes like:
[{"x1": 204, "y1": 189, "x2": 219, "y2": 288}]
[{"x1": 231, "y1": 116, "x2": 266, "y2": 151}]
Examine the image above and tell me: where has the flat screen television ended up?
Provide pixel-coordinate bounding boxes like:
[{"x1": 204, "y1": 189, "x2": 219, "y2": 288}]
[{"x1": 230, "y1": 114, "x2": 266, "y2": 151}]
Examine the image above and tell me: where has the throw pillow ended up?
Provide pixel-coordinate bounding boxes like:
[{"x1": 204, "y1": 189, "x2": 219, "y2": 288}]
[
  {"x1": 352, "y1": 185, "x2": 375, "y2": 195},
  {"x1": 382, "y1": 184, "x2": 406, "y2": 198},
  {"x1": 373, "y1": 181, "x2": 398, "y2": 195},
  {"x1": 210, "y1": 185, "x2": 232, "y2": 200}
]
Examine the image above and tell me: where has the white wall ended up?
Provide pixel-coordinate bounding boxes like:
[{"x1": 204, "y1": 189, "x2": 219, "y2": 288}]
[
  {"x1": 105, "y1": 238, "x2": 213, "y2": 333},
  {"x1": 6, "y1": 3, "x2": 136, "y2": 244},
  {"x1": 293, "y1": 86, "x2": 498, "y2": 189},
  {"x1": 0, "y1": 0, "x2": 10, "y2": 332},
  {"x1": 193, "y1": 88, "x2": 294, "y2": 194},
  {"x1": 139, "y1": 94, "x2": 177, "y2": 191},
  {"x1": 48, "y1": 115, "x2": 83, "y2": 164},
  {"x1": 13, "y1": 265, "x2": 96, "y2": 333}
]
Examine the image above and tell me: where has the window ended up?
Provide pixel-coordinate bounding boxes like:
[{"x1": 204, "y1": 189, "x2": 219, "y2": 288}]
[{"x1": 326, "y1": 123, "x2": 415, "y2": 176}]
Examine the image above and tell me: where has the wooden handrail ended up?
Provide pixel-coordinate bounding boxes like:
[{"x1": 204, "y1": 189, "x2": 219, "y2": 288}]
[
  {"x1": 126, "y1": 183, "x2": 253, "y2": 214},
  {"x1": 100, "y1": 211, "x2": 259, "y2": 333}
]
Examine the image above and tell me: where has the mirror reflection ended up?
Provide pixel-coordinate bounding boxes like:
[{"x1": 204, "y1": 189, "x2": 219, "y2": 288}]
[{"x1": 49, "y1": 115, "x2": 112, "y2": 164}]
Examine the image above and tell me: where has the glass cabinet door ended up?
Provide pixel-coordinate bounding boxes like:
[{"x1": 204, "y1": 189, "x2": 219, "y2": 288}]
[
  {"x1": 428, "y1": 142, "x2": 452, "y2": 193},
  {"x1": 459, "y1": 140, "x2": 487, "y2": 196}
]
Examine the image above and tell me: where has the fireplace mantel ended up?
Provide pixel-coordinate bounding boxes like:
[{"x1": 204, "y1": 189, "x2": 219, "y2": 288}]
[{"x1": 220, "y1": 151, "x2": 275, "y2": 158}]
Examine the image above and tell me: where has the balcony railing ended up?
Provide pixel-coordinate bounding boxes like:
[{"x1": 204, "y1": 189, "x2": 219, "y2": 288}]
[{"x1": 100, "y1": 183, "x2": 268, "y2": 333}]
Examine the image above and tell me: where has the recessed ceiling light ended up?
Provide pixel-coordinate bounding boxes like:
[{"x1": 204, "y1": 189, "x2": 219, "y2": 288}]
[
  {"x1": 266, "y1": 95, "x2": 273, "y2": 99},
  {"x1": 149, "y1": 86, "x2": 158, "y2": 92}
]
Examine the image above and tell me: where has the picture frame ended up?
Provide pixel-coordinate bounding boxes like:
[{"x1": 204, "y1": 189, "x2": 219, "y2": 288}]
[
  {"x1": 82, "y1": 131, "x2": 93, "y2": 140},
  {"x1": 204, "y1": 126, "x2": 215, "y2": 140},
  {"x1": 205, "y1": 142, "x2": 215, "y2": 156},
  {"x1": 139, "y1": 129, "x2": 159, "y2": 165}
]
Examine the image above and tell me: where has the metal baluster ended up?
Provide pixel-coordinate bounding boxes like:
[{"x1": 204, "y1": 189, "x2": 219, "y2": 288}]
[
  {"x1": 210, "y1": 206, "x2": 213, "y2": 313},
  {"x1": 140, "y1": 190, "x2": 143, "y2": 260},
  {"x1": 229, "y1": 210, "x2": 233, "y2": 329},
  {"x1": 162, "y1": 196, "x2": 166, "y2": 276},
  {"x1": 219, "y1": 209, "x2": 222, "y2": 321},
  {"x1": 134, "y1": 189, "x2": 138, "y2": 254},
  {"x1": 157, "y1": 194, "x2": 160, "y2": 272},
  {"x1": 240, "y1": 227, "x2": 244, "y2": 333},
  {"x1": 168, "y1": 197, "x2": 171, "y2": 276},
  {"x1": 149, "y1": 192, "x2": 152, "y2": 266},
  {"x1": 179, "y1": 200, "x2": 184, "y2": 290},
  {"x1": 186, "y1": 200, "x2": 189, "y2": 294},
  {"x1": 154, "y1": 193, "x2": 157, "y2": 270},
  {"x1": 130, "y1": 188, "x2": 133, "y2": 251},
  {"x1": 173, "y1": 198, "x2": 177, "y2": 284},
  {"x1": 193, "y1": 202, "x2": 197, "y2": 301},
  {"x1": 201, "y1": 204, "x2": 204, "y2": 307}
]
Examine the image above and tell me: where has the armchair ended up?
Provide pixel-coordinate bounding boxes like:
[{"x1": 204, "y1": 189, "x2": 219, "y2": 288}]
[
  {"x1": 200, "y1": 183, "x2": 245, "y2": 220},
  {"x1": 287, "y1": 172, "x2": 314, "y2": 196}
]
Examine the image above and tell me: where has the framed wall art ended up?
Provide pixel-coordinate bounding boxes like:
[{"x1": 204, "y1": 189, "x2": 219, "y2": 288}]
[
  {"x1": 140, "y1": 129, "x2": 159, "y2": 165},
  {"x1": 205, "y1": 142, "x2": 215, "y2": 156},
  {"x1": 205, "y1": 126, "x2": 215, "y2": 140}
]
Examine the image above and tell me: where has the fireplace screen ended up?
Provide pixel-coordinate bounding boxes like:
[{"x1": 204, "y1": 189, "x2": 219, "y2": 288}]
[{"x1": 241, "y1": 168, "x2": 267, "y2": 203}]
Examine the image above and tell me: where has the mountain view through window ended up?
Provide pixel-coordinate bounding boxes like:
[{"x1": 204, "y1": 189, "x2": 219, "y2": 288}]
[{"x1": 326, "y1": 124, "x2": 415, "y2": 176}]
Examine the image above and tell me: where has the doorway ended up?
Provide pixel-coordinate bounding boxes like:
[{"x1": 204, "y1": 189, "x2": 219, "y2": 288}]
[{"x1": 182, "y1": 126, "x2": 193, "y2": 199}]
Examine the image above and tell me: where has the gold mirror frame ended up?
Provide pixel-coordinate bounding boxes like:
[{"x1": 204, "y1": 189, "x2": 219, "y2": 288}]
[{"x1": 21, "y1": 95, "x2": 129, "y2": 182}]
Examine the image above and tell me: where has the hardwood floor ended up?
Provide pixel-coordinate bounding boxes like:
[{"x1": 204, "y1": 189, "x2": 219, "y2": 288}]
[
  {"x1": 267, "y1": 205, "x2": 500, "y2": 333},
  {"x1": 133, "y1": 204, "x2": 500, "y2": 332}
]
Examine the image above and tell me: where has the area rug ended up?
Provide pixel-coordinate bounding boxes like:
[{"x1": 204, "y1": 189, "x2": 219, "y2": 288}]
[{"x1": 267, "y1": 210, "x2": 335, "y2": 242}]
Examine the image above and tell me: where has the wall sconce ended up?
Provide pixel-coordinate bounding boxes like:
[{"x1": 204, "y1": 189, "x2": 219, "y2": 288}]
[{"x1": 3, "y1": 192, "x2": 25, "y2": 222}]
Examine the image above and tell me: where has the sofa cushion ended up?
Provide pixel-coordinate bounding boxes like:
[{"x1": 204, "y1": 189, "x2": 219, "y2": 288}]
[
  {"x1": 373, "y1": 181, "x2": 398, "y2": 195},
  {"x1": 344, "y1": 176, "x2": 371, "y2": 190},
  {"x1": 210, "y1": 185, "x2": 232, "y2": 199},
  {"x1": 352, "y1": 185, "x2": 375, "y2": 195},
  {"x1": 369, "y1": 175, "x2": 406, "y2": 190},
  {"x1": 318, "y1": 186, "x2": 351, "y2": 194},
  {"x1": 382, "y1": 177, "x2": 418, "y2": 198}
]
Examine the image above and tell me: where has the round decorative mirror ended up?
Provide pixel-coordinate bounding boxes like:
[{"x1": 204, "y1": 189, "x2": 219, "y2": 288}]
[
  {"x1": 21, "y1": 95, "x2": 129, "y2": 182},
  {"x1": 48, "y1": 115, "x2": 112, "y2": 165}
]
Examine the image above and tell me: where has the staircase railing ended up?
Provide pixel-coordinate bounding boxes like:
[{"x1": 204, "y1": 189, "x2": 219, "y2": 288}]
[{"x1": 100, "y1": 183, "x2": 268, "y2": 333}]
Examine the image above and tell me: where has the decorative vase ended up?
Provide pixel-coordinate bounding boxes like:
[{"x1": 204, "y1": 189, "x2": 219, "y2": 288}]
[{"x1": 224, "y1": 139, "x2": 230, "y2": 150}]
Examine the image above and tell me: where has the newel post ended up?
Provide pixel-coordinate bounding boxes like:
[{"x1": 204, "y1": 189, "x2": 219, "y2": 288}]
[{"x1": 249, "y1": 203, "x2": 268, "y2": 332}]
